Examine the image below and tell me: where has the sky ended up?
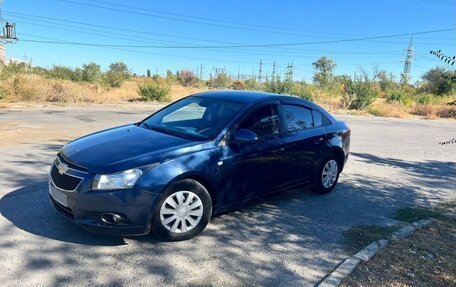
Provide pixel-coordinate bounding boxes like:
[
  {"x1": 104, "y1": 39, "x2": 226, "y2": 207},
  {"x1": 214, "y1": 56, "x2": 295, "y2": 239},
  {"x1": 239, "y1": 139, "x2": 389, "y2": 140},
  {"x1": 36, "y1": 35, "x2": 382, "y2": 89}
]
[{"x1": 1, "y1": 0, "x2": 456, "y2": 82}]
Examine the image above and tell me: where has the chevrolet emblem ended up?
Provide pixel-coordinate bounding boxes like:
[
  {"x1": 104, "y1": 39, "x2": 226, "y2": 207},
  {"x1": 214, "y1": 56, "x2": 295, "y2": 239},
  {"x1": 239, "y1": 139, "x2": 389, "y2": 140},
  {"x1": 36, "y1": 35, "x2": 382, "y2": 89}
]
[{"x1": 57, "y1": 162, "x2": 69, "y2": 175}]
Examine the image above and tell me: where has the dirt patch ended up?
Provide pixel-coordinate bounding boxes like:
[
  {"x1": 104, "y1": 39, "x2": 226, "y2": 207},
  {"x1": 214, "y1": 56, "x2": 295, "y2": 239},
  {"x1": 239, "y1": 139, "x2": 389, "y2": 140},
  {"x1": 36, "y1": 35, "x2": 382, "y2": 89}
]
[{"x1": 341, "y1": 216, "x2": 456, "y2": 286}]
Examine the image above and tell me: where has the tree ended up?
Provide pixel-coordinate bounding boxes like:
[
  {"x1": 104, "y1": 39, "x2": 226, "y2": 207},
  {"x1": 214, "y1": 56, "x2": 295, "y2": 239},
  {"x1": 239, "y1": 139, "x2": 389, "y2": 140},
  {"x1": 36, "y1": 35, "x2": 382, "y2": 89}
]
[
  {"x1": 343, "y1": 67, "x2": 381, "y2": 110},
  {"x1": 48, "y1": 65, "x2": 75, "y2": 81},
  {"x1": 147, "y1": 69, "x2": 151, "y2": 77},
  {"x1": 312, "y1": 56, "x2": 336, "y2": 88},
  {"x1": 208, "y1": 69, "x2": 231, "y2": 88},
  {"x1": 264, "y1": 76, "x2": 293, "y2": 94},
  {"x1": 104, "y1": 62, "x2": 131, "y2": 88},
  {"x1": 108, "y1": 62, "x2": 129, "y2": 75},
  {"x1": 377, "y1": 71, "x2": 398, "y2": 92},
  {"x1": 178, "y1": 69, "x2": 197, "y2": 87},
  {"x1": 81, "y1": 63, "x2": 102, "y2": 83},
  {"x1": 421, "y1": 67, "x2": 456, "y2": 95}
]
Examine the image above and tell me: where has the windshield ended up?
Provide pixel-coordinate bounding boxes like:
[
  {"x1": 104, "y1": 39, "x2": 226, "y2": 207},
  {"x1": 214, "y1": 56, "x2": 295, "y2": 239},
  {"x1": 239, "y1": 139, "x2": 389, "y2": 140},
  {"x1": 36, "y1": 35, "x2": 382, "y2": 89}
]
[{"x1": 141, "y1": 96, "x2": 245, "y2": 140}]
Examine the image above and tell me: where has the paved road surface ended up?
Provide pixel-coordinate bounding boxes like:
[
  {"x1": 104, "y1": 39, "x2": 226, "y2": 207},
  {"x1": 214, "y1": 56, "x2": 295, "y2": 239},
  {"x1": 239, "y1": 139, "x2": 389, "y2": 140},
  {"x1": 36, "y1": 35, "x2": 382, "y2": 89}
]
[{"x1": 0, "y1": 106, "x2": 455, "y2": 286}]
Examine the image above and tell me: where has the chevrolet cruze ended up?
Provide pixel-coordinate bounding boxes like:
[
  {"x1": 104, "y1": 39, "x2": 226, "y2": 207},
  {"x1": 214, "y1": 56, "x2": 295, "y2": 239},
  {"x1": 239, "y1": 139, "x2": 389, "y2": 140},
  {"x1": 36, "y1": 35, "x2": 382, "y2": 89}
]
[{"x1": 49, "y1": 91, "x2": 350, "y2": 241}]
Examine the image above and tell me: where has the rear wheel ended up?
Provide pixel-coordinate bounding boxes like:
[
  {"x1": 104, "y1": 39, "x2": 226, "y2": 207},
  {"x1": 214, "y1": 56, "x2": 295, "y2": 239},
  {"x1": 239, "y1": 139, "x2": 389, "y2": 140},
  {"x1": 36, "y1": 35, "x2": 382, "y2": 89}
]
[
  {"x1": 311, "y1": 155, "x2": 341, "y2": 194},
  {"x1": 152, "y1": 179, "x2": 212, "y2": 241}
]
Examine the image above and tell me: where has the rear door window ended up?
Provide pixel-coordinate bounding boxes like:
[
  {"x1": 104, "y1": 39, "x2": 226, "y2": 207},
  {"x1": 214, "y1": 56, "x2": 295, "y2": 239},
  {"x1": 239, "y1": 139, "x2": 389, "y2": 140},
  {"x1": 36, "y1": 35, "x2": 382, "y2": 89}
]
[{"x1": 281, "y1": 105, "x2": 314, "y2": 132}]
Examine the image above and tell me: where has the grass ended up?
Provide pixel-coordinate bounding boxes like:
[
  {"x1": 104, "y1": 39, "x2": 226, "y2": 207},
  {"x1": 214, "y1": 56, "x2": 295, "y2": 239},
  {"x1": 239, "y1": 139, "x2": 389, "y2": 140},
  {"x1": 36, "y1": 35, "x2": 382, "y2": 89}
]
[
  {"x1": 341, "y1": 217, "x2": 456, "y2": 287},
  {"x1": 395, "y1": 207, "x2": 449, "y2": 223},
  {"x1": 341, "y1": 203, "x2": 455, "y2": 286},
  {"x1": 0, "y1": 73, "x2": 455, "y2": 120},
  {"x1": 0, "y1": 73, "x2": 210, "y2": 104},
  {"x1": 342, "y1": 225, "x2": 400, "y2": 252},
  {"x1": 368, "y1": 99, "x2": 410, "y2": 118}
]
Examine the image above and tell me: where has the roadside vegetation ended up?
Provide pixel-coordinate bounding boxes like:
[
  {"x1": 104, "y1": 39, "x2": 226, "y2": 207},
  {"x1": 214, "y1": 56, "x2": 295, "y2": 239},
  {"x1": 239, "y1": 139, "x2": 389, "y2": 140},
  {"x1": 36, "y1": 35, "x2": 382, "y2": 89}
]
[
  {"x1": 0, "y1": 57, "x2": 455, "y2": 119},
  {"x1": 341, "y1": 203, "x2": 456, "y2": 287}
]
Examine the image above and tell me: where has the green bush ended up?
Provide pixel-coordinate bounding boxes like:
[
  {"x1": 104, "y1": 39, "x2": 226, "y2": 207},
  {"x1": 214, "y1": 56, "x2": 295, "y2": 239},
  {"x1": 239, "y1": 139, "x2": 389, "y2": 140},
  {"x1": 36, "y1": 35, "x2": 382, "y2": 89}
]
[
  {"x1": 81, "y1": 63, "x2": 102, "y2": 83},
  {"x1": 47, "y1": 65, "x2": 75, "y2": 81},
  {"x1": 344, "y1": 75, "x2": 379, "y2": 110},
  {"x1": 291, "y1": 83, "x2": 313, "y2": 100},
  {"x1": 137, "y1": 80, "x2": 170, "y2": 102},
  {"x1": 208, "y1": 70, "x2": 231, "y2": 88},
  {"x1": 104, "y1": 62, "x2": 130, "y2": 87},
  {"x1": 243, "y1": 79, "x2": 262, "y2": 91},
  {"x1": 421, "y1": 67, "x2": 456, "y2": 95},
  {"x1": 415, "y1": 93, "x2": 433, "y2": 105},
  {"x1": 386, "y1": 91, "x2": 413, "y2": 106},
  {"x1": 264, "y1": 78, "x2": 293, "y2": 94},
  {"x1": 104, "y1": 71, "x2": 125, "y2": 88}
]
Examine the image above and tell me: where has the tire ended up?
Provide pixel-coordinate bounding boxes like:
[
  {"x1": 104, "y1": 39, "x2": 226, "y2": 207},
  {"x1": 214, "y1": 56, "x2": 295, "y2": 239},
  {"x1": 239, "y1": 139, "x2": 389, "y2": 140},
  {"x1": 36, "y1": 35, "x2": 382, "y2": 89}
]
[
  {"x1": 151, "y1": 179, "x2": 212, "y2": 241},
  {"x1": 311, "y1": 154, "x2": 341, "y2": 195}
]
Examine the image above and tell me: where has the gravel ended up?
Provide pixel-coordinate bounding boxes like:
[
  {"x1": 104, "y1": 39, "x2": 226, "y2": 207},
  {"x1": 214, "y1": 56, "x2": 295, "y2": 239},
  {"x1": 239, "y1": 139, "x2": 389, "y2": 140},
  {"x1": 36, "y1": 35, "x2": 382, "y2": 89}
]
[{"x1": 0, "y1": 106, "x2": 455, "y2": 286}]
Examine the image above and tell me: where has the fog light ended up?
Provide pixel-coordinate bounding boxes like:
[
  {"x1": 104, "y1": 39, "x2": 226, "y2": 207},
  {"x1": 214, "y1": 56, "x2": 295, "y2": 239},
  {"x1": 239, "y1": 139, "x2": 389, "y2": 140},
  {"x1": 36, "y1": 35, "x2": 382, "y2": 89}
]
[{"x1": 101, "y1": 213, "x2": 123, "y2": 224}]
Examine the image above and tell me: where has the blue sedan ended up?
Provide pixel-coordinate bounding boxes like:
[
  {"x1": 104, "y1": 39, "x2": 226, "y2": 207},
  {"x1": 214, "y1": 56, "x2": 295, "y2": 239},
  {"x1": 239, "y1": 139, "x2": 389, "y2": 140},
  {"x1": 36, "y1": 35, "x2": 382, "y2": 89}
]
[{"x1": 49, "y1": 91, "x2": 351, "y2": 241}]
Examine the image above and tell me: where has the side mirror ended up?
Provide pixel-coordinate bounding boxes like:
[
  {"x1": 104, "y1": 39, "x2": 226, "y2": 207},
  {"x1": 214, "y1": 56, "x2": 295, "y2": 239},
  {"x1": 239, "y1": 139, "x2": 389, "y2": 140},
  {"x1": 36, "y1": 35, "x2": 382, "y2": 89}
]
[{"x1": 233, "y1": 129, "x2": 258, "y2": 144}]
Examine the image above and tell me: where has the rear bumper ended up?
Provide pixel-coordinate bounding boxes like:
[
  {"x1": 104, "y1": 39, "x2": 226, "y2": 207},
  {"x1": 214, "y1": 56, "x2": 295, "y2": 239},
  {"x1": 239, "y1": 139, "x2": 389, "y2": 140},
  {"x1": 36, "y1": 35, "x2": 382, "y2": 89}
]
[{"x1": 49, "y1": 182, "x2": 161, "y2": 236}]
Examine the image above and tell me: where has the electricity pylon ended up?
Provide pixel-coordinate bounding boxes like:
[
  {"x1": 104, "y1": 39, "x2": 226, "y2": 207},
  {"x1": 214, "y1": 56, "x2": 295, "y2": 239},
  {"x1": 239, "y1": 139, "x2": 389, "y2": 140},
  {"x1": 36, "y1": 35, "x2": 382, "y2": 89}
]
[
  {"x1": 400, "y1": 35, "x2": 414, "y2": 85},
  {"x1": 0, "y1": 0, "x2": 18, "y2": 43}
]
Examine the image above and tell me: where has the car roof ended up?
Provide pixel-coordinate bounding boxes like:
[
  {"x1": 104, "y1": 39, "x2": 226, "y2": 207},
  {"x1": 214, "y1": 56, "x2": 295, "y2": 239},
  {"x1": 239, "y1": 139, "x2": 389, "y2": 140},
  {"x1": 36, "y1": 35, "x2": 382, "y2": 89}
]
[
  {"x1": 193, "y1": 90, "x2": 303, "y2": 104},
  {"x1": 192, "y1": 90, "x2": 337, "y2": 124}
]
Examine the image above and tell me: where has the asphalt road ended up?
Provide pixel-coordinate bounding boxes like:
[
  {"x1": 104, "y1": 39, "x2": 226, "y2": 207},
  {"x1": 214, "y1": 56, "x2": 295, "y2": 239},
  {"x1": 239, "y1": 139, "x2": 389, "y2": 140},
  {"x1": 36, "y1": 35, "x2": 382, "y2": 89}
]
[{"x1": 0, "y1": 106, "x2": 455, "y2": 286}]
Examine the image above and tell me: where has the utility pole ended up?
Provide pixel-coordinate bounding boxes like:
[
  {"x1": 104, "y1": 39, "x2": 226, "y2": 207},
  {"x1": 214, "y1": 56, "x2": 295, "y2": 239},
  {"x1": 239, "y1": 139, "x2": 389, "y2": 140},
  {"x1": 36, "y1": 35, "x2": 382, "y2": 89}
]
[
  {"x1": 400, "y1": 35, "x2": 414, "y2": 85},
  {"x1": 199, "y1": 64, "x2": 203, "y2": 80},
  {"x1": 272, "y1": 61, "x2": 276, "y2": 81},
  {"x1": 258, "y1": 59, "x2": 263, "y2": 82},
  {"x1": 0, "y1": 0, "x2": 17, "y2": 43},
  {"x1": 285, "y1": 62, "x2": 294, "y2": 82}
]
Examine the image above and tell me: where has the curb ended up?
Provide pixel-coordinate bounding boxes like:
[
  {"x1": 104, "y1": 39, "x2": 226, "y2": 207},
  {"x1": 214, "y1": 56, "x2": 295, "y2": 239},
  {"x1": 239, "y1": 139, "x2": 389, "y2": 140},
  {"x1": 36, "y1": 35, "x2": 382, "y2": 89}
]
[{"x1": 316, "y1": 219, "x2": 433, "y2": 287}]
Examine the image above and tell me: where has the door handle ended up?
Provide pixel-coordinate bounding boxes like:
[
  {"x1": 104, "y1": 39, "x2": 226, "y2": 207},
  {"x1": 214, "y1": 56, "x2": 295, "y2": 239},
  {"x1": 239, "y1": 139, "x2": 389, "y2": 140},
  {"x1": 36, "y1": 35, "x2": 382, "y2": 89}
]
[
  {"x1": 271, "y1": 147, "x2": 285, "y2": 154},
  {"x1": 313, "y1": 137, "x2": 324, "y2": 144}
]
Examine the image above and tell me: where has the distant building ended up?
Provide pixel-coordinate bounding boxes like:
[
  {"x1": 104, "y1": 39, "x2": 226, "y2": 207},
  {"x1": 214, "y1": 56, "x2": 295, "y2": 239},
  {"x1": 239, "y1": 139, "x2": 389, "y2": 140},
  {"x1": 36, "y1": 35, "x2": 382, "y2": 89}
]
[
  {"x1": 0, "y1": 45, "x2": 6, "y2": 64},
  {"x1": 9, "y1": 57, "x2": 32, "y2": 70}
]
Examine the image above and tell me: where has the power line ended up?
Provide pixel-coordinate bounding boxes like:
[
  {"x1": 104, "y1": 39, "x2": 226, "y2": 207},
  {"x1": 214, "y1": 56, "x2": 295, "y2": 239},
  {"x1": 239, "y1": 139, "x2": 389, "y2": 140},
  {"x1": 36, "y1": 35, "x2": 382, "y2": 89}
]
[
  {"x1": 4, "y1": 10, "x2": 241, "y2": 45},
  {"x1": 18, "y1": 28, "x2": 456, "y2": 49},
  {"x1": 9, "y1": 13, "x2": 403, "y2": 59},
  {"x1": 75, "y1": 0, "x2": 343, "y2": 36},
  {"x1": 12, "y1": 17, "x2": 414, "y2": 61},
  {"x1": 57, "y1": 0, "x2": 336, "y2": 38},
  {"x1": 362, "y1": 0, "x2": 456, "y2": 15},
  {"x1": 7, "y1": 11, "x2": 455, "y2": 55}
]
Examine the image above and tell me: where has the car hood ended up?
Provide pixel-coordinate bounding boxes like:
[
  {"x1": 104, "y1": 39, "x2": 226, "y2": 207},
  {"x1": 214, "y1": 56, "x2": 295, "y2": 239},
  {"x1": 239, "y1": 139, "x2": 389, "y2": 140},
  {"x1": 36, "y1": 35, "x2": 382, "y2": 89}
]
[{"x1": 60, "y1": 124, "x2": 204, "y2": 174}]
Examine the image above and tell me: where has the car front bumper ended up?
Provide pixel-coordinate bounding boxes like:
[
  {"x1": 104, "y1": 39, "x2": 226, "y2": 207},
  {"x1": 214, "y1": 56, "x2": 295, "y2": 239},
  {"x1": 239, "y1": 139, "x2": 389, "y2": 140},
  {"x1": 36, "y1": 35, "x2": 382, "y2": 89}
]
[{"x1": 49, "y1": 181, "x2": 161, "y2": 236}]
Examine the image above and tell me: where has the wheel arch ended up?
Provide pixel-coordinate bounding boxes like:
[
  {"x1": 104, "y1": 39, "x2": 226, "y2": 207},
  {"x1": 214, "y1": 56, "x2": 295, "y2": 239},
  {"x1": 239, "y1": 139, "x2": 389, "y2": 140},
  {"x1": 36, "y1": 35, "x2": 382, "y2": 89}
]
[
  {"x1": 167, "y1": 172, "x2": 217, "y2": 212},
  {"x1": 322, "y1": 147, "x2": 346, "y2": 172}
]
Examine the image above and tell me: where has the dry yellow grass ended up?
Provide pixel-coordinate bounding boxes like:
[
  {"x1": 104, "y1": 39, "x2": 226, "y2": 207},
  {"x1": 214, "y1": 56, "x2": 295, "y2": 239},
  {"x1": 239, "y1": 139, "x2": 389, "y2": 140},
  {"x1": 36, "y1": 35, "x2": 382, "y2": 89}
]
[
  {"x1": 0, "y1": 74, "x2": 210, "y2": 104},
  {"x1": 368, "y1": 98, "x2": 410, "y2": 119},
  {"x1": 1, "y1": 73, "x2": 455, "y2": 120},
  {"x1": 169, "y1": 84, "x2": 210, "y2": 101}
]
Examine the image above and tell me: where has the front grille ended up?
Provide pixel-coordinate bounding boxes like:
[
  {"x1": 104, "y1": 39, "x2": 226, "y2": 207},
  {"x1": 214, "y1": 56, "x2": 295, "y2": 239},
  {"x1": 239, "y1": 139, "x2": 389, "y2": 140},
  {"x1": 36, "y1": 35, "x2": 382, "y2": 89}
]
[
  {"x1": 50, "y1": 196, "x2": 75, "y2": 219},
  {"x1": 50, "y1": 165, "x2": 82, "y2": 191}
]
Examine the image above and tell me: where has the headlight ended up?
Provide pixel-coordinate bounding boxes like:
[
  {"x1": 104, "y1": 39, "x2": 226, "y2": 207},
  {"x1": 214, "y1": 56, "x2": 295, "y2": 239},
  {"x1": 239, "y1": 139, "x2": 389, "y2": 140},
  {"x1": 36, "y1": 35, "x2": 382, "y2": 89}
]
[{"x1": 93, "y1": 169, "x2": 143, "y2": 190}]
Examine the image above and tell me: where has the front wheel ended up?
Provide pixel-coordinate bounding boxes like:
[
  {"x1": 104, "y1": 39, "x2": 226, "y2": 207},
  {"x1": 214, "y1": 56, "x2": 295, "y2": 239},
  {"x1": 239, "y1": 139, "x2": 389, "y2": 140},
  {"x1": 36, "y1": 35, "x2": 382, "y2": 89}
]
[
  {"x1": 311, "y1": 156, "x2": 341, "y2": 194},
  {"x1": 151, "y1": 179, "x2": 212, "y2": 241}
]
